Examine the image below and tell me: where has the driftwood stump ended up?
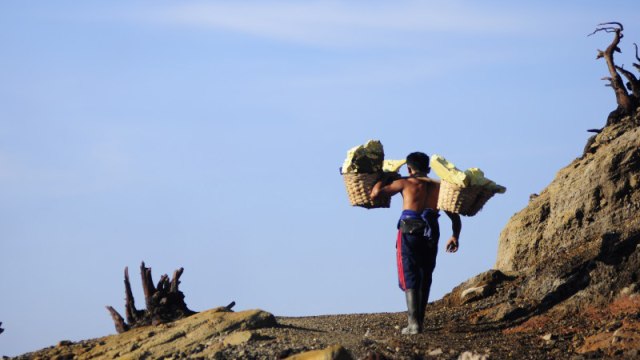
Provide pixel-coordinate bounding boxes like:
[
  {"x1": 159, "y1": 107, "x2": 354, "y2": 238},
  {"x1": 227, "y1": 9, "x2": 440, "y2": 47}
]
[{"x1": 106, "y1": 262, "x2": 196, "y2": 333}]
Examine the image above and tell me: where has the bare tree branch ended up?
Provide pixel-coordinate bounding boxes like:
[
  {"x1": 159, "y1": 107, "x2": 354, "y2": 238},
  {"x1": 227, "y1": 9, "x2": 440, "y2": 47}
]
[
  {"x1": 141, "y1": 262, "x2": 156, "y2": 311},
  {"x1": 588, "y1": 22, "x2": 624, "y2": 37},
  {"x1": 591, "y1": 22, "x2": 634, "y2": 117},
  {"x1": 615, "y1": 65, "x2": 640, "y2": 97},
  {"x1": 170, "y1": 268, "x2": 184, "y2": 293},
  {"x1": 106, "y1": 306, "x2": 129, "y2": 334},
  {"x1": 633, "y1": 43, "x2": 640, "y2": 72},
  {"x1": 157, "y1": 274, "x2": 170, "y2": 293},
  {"x1": 124, "y1": 267, "x2": 138, "y2": 324}
]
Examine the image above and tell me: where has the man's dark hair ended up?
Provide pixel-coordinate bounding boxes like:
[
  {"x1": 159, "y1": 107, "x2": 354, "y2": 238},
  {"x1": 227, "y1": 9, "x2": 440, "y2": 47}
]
[{"x1": 406, "y1": 152, "x2": 430, "y2": 173}]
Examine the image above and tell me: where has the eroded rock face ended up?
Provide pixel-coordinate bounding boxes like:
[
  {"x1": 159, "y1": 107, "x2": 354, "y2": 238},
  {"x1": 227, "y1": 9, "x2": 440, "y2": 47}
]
[
  {"x1": 496, "y1": 123, "x2": 640, "y2": 274},
  {"x1": 495, "y1": 120, "x2": 640, "y2": 312},
  {"x1": 420, "y1": 119, "x2": 640, "y2": 358}
]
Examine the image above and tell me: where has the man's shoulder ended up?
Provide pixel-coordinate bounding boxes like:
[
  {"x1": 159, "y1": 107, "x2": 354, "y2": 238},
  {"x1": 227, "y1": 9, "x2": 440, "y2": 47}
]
[
  {"x1": 402, "y1": 177, "x2": 440, "y2": 195},
  {"x1": 412, "y1": 176, "x2": 440, "y2": 185}
]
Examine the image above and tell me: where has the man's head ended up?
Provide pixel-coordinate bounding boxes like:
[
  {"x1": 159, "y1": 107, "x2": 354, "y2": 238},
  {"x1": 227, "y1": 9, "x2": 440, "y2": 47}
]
[{"x1": 406, "y1": 152, "x2": 430, "y2": 175}]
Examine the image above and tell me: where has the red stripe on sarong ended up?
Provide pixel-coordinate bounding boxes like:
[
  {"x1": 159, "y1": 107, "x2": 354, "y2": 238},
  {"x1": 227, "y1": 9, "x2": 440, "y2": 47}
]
[{"x1": 396, "y1": 230, "x2": 406, "y2": 291}]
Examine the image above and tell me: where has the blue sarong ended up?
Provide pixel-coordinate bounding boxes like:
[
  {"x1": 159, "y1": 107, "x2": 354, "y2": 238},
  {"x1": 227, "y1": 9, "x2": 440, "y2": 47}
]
[{"x1": 396, "y1": 209, "x2": 440, "y2": 291}]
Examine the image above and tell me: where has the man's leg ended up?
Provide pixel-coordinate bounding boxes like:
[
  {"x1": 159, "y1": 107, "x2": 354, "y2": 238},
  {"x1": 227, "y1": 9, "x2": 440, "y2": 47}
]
[
  {"x1": 397, "y1": 230, "x2": 421, "y2": 334},
  {"x1": 417, "y1": 241, "x2": 438, "y2": 331},
  {"x1": 401, "y1": 288, "x2": 420, "y2": 335}
]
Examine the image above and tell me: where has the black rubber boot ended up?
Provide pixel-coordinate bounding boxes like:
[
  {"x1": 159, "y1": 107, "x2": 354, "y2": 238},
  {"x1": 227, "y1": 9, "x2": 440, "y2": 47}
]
[
  {"x1": 417, "y1": 278, "x2": 430, "y2": 332},
  {"x1": 417, "y1": 289, "x2": 425, "y2": 332},
  {"x1": 401, "y1": 289, "x2": 420, "y2": 335}
]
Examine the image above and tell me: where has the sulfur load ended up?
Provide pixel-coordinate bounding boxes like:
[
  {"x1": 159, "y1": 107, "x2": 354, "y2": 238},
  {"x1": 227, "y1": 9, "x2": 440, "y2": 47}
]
[
  {"x1": 341, "y1": 140, "x2": 384, "y2": 174},
  {"x1": 430, "y1": 154, "x2": 505, "y2": 216},
  {"x1": 341, "y1": 140, "x2": 406, "y2": 174},
  {"x1": 341, "y1": 140, "x2": 405, "y2": 209},
  {"x1": 430, "y1": 154, "x2": 506, "y2": 193}
]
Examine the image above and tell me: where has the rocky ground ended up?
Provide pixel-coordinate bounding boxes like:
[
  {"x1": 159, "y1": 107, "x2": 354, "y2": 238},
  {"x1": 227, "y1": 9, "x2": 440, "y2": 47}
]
[
  {"x1": 0, "y1": 308, "x2": 569, "y2": 360},
  {"x1": 9, "y1": 284, "x2": 639, "y2": 360},
  {"x1": 257, "y1": 310, "x2": 555, "y2": 360}
]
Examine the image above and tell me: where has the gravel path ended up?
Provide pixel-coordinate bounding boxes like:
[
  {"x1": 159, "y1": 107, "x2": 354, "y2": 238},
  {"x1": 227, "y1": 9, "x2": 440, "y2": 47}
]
[{"x1": 213, "y1": 310, "x2": 569, "y2": 359}]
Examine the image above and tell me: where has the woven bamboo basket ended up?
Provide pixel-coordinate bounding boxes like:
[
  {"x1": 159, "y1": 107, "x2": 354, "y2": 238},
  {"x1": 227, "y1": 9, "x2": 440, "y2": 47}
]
[
  {"x1": 437, "y1": 181, "x2": 496, "y2": 216},
  {"x1": 342, "y1": 172, "x2": 391, "y2": 209}
]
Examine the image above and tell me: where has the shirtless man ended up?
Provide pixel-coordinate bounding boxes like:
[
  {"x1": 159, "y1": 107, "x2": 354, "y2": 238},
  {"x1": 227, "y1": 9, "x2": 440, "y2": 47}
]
[{"x1": 371, "y1": 152, "x2": 461, "y2": 334}]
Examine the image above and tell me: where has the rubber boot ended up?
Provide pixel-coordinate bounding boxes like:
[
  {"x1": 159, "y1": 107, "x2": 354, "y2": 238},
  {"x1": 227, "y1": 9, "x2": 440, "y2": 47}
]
[
  {"x1": 417, "y1": 287, "x2": 425, "y2": 332},
  {"x1": 401, "y1": 289, "x2": 420, "y2": 335},
  {"x1": 417, "y1": 278, "x2": 430, "y2": 332}
]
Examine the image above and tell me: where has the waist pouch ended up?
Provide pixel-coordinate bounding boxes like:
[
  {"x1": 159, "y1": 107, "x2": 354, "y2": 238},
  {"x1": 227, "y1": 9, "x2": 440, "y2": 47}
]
[{"x1": 399, "y1": 218, "x2": 427, "y2": 235}]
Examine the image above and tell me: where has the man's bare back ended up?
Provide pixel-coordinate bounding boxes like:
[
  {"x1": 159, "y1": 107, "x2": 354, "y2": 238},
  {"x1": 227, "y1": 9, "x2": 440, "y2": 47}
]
[
  {"x1": 371, "y1": 172, "x2": 461, "y2": 253},
  {"x1": 400, "y1": 176, "x2": 440, "y2": 211},
  {"x1": 371, "y1": 175, "x2": 439, "y2": 211}
]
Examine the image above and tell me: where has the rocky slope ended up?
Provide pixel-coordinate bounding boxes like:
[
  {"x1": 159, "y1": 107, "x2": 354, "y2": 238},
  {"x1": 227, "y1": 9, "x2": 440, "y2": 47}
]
[
  {"x1": 438, "y1": 113, "x2": 640, "y2": 358},
  {"x1": 10, "y1": 114, "x2": 640, "y2": 360},
  {"x1": 494, "y1": 118, "x2": 640, "y2": 314}
]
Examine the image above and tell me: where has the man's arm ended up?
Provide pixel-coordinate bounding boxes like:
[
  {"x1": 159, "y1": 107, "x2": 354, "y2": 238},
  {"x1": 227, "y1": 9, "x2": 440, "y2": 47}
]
[
  {"x1": 371, "y1": 175, "x2": 403, "y2": 200},
  {"x1": 444, "y1": 210, "x2": 461, "y2": 253}
]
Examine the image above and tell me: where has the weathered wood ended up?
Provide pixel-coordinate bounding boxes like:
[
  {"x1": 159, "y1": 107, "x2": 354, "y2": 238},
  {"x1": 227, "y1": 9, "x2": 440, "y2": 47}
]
[
  {"x1": 124, "y1": 267, "x2": 142, "y2": 324},
  {"x1": 615, "y1": 65, "x2": 640, "y2": 98},
  {"x1": 157, "y1": 274, "x2": 169, "y2": 293},
  {"x1": 170, "y1": 268, "x2": 184, "y2": 293},
  {"x1": 634, "y1": 43, "x2": 640, "y2": 72},
  {"x1": 225, "y1": 301, "x2": 236, "y2": 311},
  {"x1": 140, "y1": 262, "x2": 156, "y2": 312},
  {"x1": 106, "y1": 306, "x2": 129, "y2": 334},
  {"x1": 107, "y1": 262, "x2": 196, "y2": 333},
  {"x1": 590, "y1": 22, "x2": 637, "y2": 120}
]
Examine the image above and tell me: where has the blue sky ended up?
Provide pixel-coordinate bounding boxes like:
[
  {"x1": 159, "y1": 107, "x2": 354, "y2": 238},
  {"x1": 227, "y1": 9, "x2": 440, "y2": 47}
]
[{"x1": 1, "y1": 1, "x2": 639, "y2": 356}]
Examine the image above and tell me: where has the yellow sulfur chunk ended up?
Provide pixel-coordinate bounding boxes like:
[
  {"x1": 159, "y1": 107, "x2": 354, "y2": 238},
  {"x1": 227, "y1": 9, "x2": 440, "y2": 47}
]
[
  {"x1": 430, "y1": 154, "x2": 469, "y2": 187},
  {"x1": 431, "y1": 155, "x2": 506, "y2": 193},
  {"x1": 465, "y1": 167, "x2": 506, "y2": 193},
  {"x1": 465, "y1": 168, "x2": 491, "y2": 186},
  {"x1": 341, "y1": 140, "x2": 384, "y2": 174},
  {"x1": 383, "y1": 159, "x2": 407, "y2": 173}
]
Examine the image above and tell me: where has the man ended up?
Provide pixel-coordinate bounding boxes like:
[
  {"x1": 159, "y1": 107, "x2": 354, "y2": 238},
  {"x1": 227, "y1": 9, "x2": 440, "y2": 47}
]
[{"x1": 371, "y1": 152, "x2": 461, "y2": 334}]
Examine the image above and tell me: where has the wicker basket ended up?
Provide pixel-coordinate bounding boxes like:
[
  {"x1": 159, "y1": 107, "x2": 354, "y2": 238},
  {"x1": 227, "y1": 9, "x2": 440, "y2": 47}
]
[
  {"x1": 437, "y1": 181, "x2": 496, "y2": 216},
  {"x1": 342, "y1": 172, "x2": 391, "y2": 209}
]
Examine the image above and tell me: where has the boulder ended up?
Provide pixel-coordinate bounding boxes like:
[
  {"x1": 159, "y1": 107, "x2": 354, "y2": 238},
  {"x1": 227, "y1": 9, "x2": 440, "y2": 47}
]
[{"x1": 460, "y1": 286, "x2": 488, "y2": 304}]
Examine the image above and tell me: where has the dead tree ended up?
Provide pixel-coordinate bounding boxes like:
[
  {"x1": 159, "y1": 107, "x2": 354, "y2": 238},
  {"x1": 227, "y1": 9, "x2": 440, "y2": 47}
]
[
  {"x1": 615, "y1": 42, "x2": 640, "y2": 105},
  {"x1": 615, "y1": 64, "x2": 640, "y2": 99},
  {"x1": 106, "y1": 262, "x2": 195, "y2": 333},
  {"x1": 589, "y1": 22, "x2": 639, "y2": 124}
]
